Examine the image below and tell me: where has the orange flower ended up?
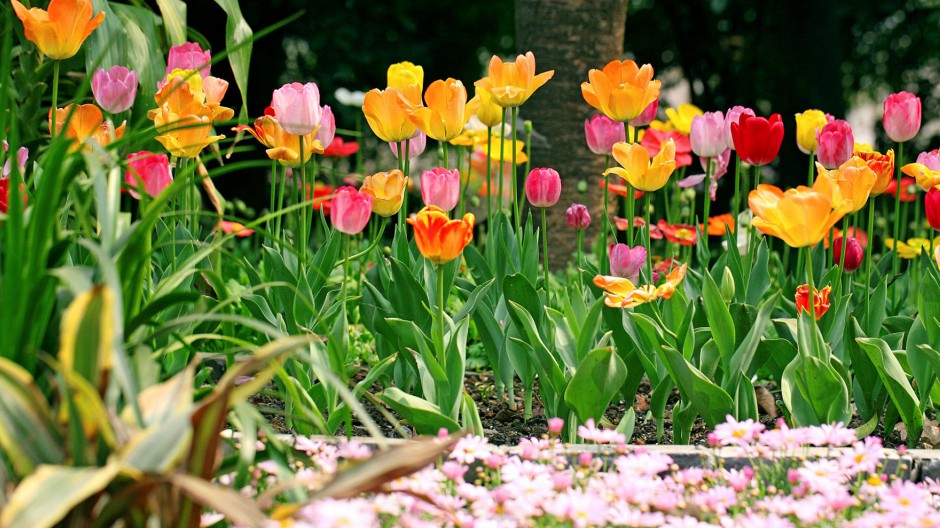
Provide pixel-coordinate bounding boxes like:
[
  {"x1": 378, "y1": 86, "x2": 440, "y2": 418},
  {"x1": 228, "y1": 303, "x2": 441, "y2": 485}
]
[
  {"x1": 407, "y1": 206, "x2": 474, "y2": 265},
  {"x1": 593, "y1": 264, "x2": 687, "y2": 309},
  {"x1": 701, "y1": 214, "x2": 735, "y2": 236},
  {"x1": 474, "y1": 52, "x2": 554, "y2": 108},
  {"x1": 362, "y1": 87, "x2": 419, "y2": 143},
  {"x1": 154, "y1": 72, "x2": 234, "y2": 123},
  {"x1": 795, "y1": 284, "x2": 831, "y2": 320},
  {"x1": 407, "y1": 78, "x2": 481, "y2": 142},
  {"x1": 599, "y1": 180, "x2": 645, "y2": 199},
  {"x1": 49, "y1": 104, "x2": 125, "y2": 152},
  {"x1": 149, "y1": 75, "x2": 227, "y2": 158},
  {"x1": 657, "y1": 219, "x2": 697, "y2": 245},
  {"x1": 234, "y1": 112, "x2": 320, "y2": 167},
  {"x1": 11, "y1": 0, "x2": 105, "y2": 60},
  {"x1": 748, "y1": 184, "x2": 850, "y2": 247},
  {"x1": 812, "y1": 157, "x2": 877, "y2": 213},
  {"x1": 855, "y1": 148, "x2": 894, "y2": 196},
  {"x1": 581, "y1": 60, "x2": 662, "y2": 122}
]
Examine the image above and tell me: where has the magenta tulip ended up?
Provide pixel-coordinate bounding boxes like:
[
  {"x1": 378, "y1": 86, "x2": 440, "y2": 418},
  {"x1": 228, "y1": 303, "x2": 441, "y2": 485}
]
[
  {"x1": 92, "y1": 66, "x2": 138, "y2": 114},
  {"x1": 125, "y1": 151, "x2": 172, "y2": 199},
  {"x1": 271, "y1": 82, "x2": 322, "y2": 136},
  {"x1": 723, "y1": 106, "x2": 755, "y2": 151},
  {"x1": 628, "y1": 99, "x2": 659, "y2": 128},
  {"x1": 816, "y1": 119, "x2": 855, "y2": 169},
  {"x1": 566, "y1": 203, "x2": 591, "y2": 230},
  {"x1": 390, "y1": 130, "x2": 427, "y2": 159},
  {"x1": 832, "y1": 236, "x2": 864, "y2": 272},
  {"x1": 331, "y1": 186, "x2": 372, "y2": 235},
  {"x1": 421, "y1": 167, "x2": 460, "y2": 212},
  {"x1": 690, "y1": 111, "x2": 726, "y2": 158},
  {"x1": 883, "y1": 91, "x2": 921, "y2": 143},
  {"x1": 525, "y1": 168, "x2": 562, "y2": 207},
  {"x1": 609, "y1": 243, "x2": 646, "y2": 283},
  {"x1": 166, "y1": 42, "x2": 212, "y2": 78},
  {"x1": 584, "y1": 114, "x2": 626, "y2": 156}
]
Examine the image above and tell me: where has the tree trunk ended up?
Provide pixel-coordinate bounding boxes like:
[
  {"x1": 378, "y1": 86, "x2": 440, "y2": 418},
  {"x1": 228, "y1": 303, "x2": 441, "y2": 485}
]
[{"x1": 515, "y1": 0, "x2": 628, "y2": 269}]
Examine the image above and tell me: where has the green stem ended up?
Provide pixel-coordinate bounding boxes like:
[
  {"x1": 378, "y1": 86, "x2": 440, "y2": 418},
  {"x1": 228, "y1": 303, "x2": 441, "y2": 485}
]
[
  {"x1": 541, "y1": 206, "x2": 550, "y2": 294},
  {"x1": 733, "y1": 154, "x2": 742, "y2": 222},
  {"x1": 805, "y1": 246, "x2": 819, "y2": 337},
  {"x1": 436, "y1": 263, "x2": 446, "y2": 365},
  {"x1": 645, "y1": 192, "x2": 653, "y2": 283},
  {"x1": 626, "y1": 184, "x2": 636, "y2": 246},
  {"x1": 486, "y1": 126, "x2": 493, "y2": 227},
  {"x1": 404, "y1": 138, "x2": 411, "y2": 217},
  {"x1": 525, "y1": 121, "x2": 533, "y2": 180},
  {"x1": 299, "y1": 135, "x2": 307, "y2": 264},
  {"x1": 397, "y1": 140, "x2": 405, "y2": 231},
  {"x1": 577, "y1": 229, "x2": 584, "y2": 291},
  {"x1": 268, "y1": 159, "x2": 277, "y2": 246},
  {"x1": 354, "y1": 113, "x2": 364, "y2": 174},
  {"x1": 442, "y1": 140, "x2": 449, "y2": 170},
  {"x1": 498, "y1": 107, "x2": 507, "y2": 216},
  {"x1": 892, "y1": 141, "x2": 904, "y2": 304},
  {"x1": 807, "y1": 152, "x2": 816, "y2": 187},
  {"x1": 275, "y1": 164, "x2": 287, "y2": 246},
  {"x1": 511, "y1": 106, "x2": 521, "y2": 237},
  {"x1": 342, "y1": 234, "x2": 351, "y2": 327},
  {"x1": 50, "y1": 61, "x2": 60, "y2": 138}
]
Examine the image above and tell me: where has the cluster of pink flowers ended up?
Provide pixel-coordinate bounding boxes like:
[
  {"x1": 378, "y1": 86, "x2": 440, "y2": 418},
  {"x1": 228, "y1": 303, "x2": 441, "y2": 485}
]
[{"x1": 209, "y1": 419, "x2": 940, "y2": 528}]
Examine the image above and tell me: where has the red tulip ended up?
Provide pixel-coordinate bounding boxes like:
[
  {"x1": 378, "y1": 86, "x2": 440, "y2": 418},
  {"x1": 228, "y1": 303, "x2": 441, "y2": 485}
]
[
  {"x1": 927, "y1": 186, "x2": 940, "y2": 231},
  {"x1": 331, "y1": 186, "x2": 372, "y2": 234},
  {"x1": 641, "y1": 128, "x2": 692, "y2": 167},
  {"x1": 525, "y1": 168, "x2": 562, "y2": 207},
  {"x1": 885, "y1": 177, "x2": 918, "y2": 203},
  {"x1": 833, "y1": 236, "x2": 864, "y2": 272},
  {"x1": 730, "y1": 114, "x2": 784, "y2": 166},
  {"x1": 795, "y1": 285, "x2": 831, "y2": 320},
  {"x1": 323, "y1": 137, "x2": 359, "y2": 158},
  {"x1": 0, "y1": 178, "x2": 27, "y2": 214}
]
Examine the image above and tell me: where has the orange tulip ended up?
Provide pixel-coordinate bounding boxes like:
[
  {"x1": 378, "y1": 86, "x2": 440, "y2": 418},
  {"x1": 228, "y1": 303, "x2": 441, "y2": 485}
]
[
  {"x1": 855, "y1": 148, "x2": 894, "y2": 196},
  {"x1": 795, "y1": 284, "x2": 832, "y2": 320},
  {"x1": 154, "y1": 71, "x2": 234, "y2": 123},
  {"x1": 407, "y1": 78, "x2": 481, "y2": 142},
  {"x1": 49, "y1": 104, "x2": 125, "y2": 152},
  {"x1": 749, "y1": 184, "x2": 850, "y2": 247},
  {"x1": 407, "y1": 206, "x2": 474, "y2": 265},
  {"x1": 361, "y1": 169, "x2": 408, "y2": 217},
  {"x1": 593, "y1": 264, "x2": 687, "y2": 309},
  {"x1": 233, "y1": 114, "x2": 321, "y2": 167},
  {"x1": 148, "y1": 76, "x2": 225, "y2": 158},
  {"x1": 474, "y1": 52, "x2": 554, "y2": 108},
  {"x1": 11, "y1": 0, "x2": 105, "y2": 60},
  {"x1": 362, "y1": 87, "x2": 419, "y2": 143},
  {"x1": 812, "y1": 157, "x2": 877, "y2": 213},
  {"x1": 581, "y1": 60, "x2": 662, "y2": 123},
  {"x1": 702, "y1": 214, "x2": 736, "y2": 236},
  {"x1": 605, "y1": 139, "x2": 676, "y2": 192}
]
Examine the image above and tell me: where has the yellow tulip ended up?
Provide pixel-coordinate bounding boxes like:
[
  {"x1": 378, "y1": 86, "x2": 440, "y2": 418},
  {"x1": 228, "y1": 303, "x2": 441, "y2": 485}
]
[
  {"x1": 812, "y1": 157, "x2": 876, "y2": 213},
  {"x1": 604, "y1": 139, "x2": 676, "y2": 192},
  {"x1": 886, "y1": 237, "x2": 940, "y2": 259},
  {"x1": 153, "y1": 106, "x2": 224, "y2": 159},
  {"x1": 475, "y1": 89, "x2": 504, "y2": 128},
  {"x1": 407, "y1": 78, "x2": 482, "y2": 142},
  {"x1": 581, "y1": 60, "x2": 661, "y2": 123},
  {"x1": 387, "y1": 61, "x2": 424, "y2": 100},
  {"x1": 480, "y1": 136, "x2": 528, "y2": 164},
  {"x1": 648, "y1": 119, "x2": 674, "y2": 132},
  {"x1": 794, "y1": 109, "x2": 829, "y2": 154},
  {"x1": 901, "y1": 162, "x2": 940, "y2": 191},
  {"x1": 664, "y1": 104, "x2": 702, "y2": 135},
  {"x1": 748, "y1": 184, "x2": 850, "y2": 247},
  {"x1": 474, "y1": 51, "x2": 554, "y2": 108},
  {"x1": 154, "y1": 72, "x2": 234, "y2": 123},
  {"x1": 362, "y1": 86, "x2": 419, "y2": 143},
  {"x1": 360, "y1": 170, "x2": 408, "y2": 217},
  {"x1": 11, "y1": 0, "x2": 105, "y2": 60},
  {"x1": 593, "y1": 264, "x2": 687, "y2": 309},
  {"x1": 407, "y1": 206, "x2": 475, "y2": 265}
]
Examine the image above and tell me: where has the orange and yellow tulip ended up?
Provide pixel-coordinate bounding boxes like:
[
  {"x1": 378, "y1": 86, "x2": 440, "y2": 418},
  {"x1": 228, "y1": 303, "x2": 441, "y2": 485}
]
[
  {"x1": 152, "y1": 107, "x2": 223, "y2": 159},
  {"x1": 475, "y1": 89, "x2": 504, "y2": 128},
  {"x1": 581, "y1": 60, "x2": 662, "y2": 123},
  {"x1": 362, "y1": 87, "x2": 419, "y2": 143},
  {"x1": 49, "y1": 104, "x2": 125, "y2": 152},
  {"x1": 233, "y1": 114, "x2": 321, "y2": 167},
  {"x1": 855, "y1": 148, "x2": 894, "y2": 196},
  {"x1": 748, "y1": 184, "x2": 851, "y2": 247},
  {"x1": 901, "y1": 162, "x2": 940, "y2": 191},
  {"x1": 604, "y1": 139, "x2": 677, "y2": 192},
  {"x1": 812, "y1": 157, "x2": 877, "y2": 213},
  {"x1": 407, "y1": 78, "x2": 481, "y2": 142},
  {"x1": 593, "y1": 264, "x2": 687, "y2": 309},
  {"x1": 154, "y1": 71, "x2": 234, "y2": 123},
  {"x1": 474, "y1": 52, "x2": 554, "y2": 108},
  {"x1": 11, "y1": 0, "x2": 105, "y2": 60},
  {"x1": 407, "y1": 206, "x2": 474, "y2": 265},
  {"x1": 361, "y1": 169, "x2": 408, "y2": 217}
]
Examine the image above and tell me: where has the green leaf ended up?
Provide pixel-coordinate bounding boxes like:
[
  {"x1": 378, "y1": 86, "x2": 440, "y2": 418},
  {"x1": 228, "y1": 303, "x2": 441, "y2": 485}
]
[
  {"x1": 111, "y1": 4, "x2": 166, "y2": 103},
  {"x1": 701, "y1": 267, "x2": 736, "y2": 370},
  {"x1": 657, "y1": 346, "x2": 734, "y2": 428},
  {"x1": 745, "y1": 240, "x2": 771, "y2": 306},
  {"x1": 918, "y1": 259, "x2": 940, "y2": 344},
  {"x1": 59, "y1": 285, "x2": 116, "y2": 387},
  {"x1": 0, "y1": 359, "x2": 63, "y2": 477},
  {"x1": 576, "y1": 298, "x2": 605, "y2": 362},
  {"x1": 1, "y1": 464, "x2": 120, "y2": 528},
  {"x1": 546, "y1": 308, "x2": 579, "y2": 371},
  {"x1": 376, "y1": 388, "x2": 460, "y2": 434},
  {"x1": 732, "y1": 371, "x2": 758, "y2": 420},
  {"x1": 168, "y1": 473, "x2": 268, "y2": 527},
  {"x1": 846, "y1": 317, "x2": 884, "y2": 421},
  {"x1": 563, "y1": 348, "x2": 627, "y2": 423},
  {"x1": 155, "y1": 0, "x2": 188, "y2": 46},
  {"x1": 858, "y1": 337, "x2": 924, "y2": 444},
  {"x1": 782, "y1": 353, "x2": 851, "y2": 426},
  {"x1": 213, "y1": 0, "x2": 253, "y2": 121},
  {"x1": 906, "y1": 316, "x2": 938, "y2": 406},
  {"x1": 726, "y1": 292, "x2": 779, "y2": 387}
]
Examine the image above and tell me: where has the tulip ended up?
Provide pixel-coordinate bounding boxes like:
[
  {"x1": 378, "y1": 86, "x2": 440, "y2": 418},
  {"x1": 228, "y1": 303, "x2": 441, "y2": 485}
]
[
  {"x1": 609, "y1": 244, "x2": 646, "y2": 283},
  {"x1": 408, "y1": 78, "x2": 481, "y2": 142},
  {"x1": 885, "y1": 177, "x2": 918, "y2": 203},
  {"x1": 593, "y1": 264, "x2": 687, "y2": 309},
  {"x1": 421, "y1": 167, "x2": 460, "y2": 212},
  {"x1": 748, "y1": 184, "x2": 850, "y2": 247},
  {"x1": 323, "y1": 137, "x2": 359, "y2": 158},
  {"x1": 665, "y1": 104, "x2": 703, "y2": 135},
  {"x1": 690, "y1": 111, "x2": 726, "y2": 158},
  {"x1": 816, "y1": 119, "x2": 854, "y2": 169},
  {"x1": 927, "y1": 187, "x2": 940, "y2": 231},
  {"x1": 723, "y1": 106, "x2": 755, "y2": 151},
  {"x1": 641, "y1": 128, "x2": 692, "y2": 167},
  {"x1": 525, "y1": 168, "x2": 561, "y2": 207},
  {"x1": 11, "y1": 0, "x2": 105, "y2": 60},
  {"x1": 334, "y1": 87, "x2": 366, "y2": 107},
  {"x1": 628, "y1": 99, "x2": 659, "y2": 128},
  {"x1": 832, "y1": 236, "x2": 864, "y2": 272},
  {"x1": 361, "y1": 170, "x2": 408, "y2": 217},
  {"x1": 585, "y1": 114, "x2": 626, "y2": 156},
  {"x1": 219, "y1": 220, "x2": 254, "y2": 238},
  {"x1": 389, "y1": 130, "x2": 427, "y2": 159},
  {"x1": 901, "y1": 149, "x2": 940, "y2": 191},
  {"x1": 657, "y1": 220, "x2": 698, "y2": 246},
  {"x1": 887, "y1": 237, "x2": 940, "y2": 259},
  {"x1": 153, "y1": 71, "x2": 233, "y2": 124},
  {"x1": 566, "y1": 203, "x2": 591, "y2": 230},
  {"x1": 152, "y1": 104, "x2": 222, "y2": 159},
  {"x1": 270, "y1": 82, "x2": 322, "y2": 136},
  {"x1": 581, "y1": 60, "x2": 661, "y2": 122},
  {"x1": 813, "y1": 157, "x2": 877, "y2": 213},
  {"x1": 855, "y1": 148, "x2": 895, "y2": 196},
  {"x1": 407, "y1": 206, "x2": 474, "y2": 265},
  {"x1": 731, "y1": 114, "x2": 784, "y2": 166},
  {"x1": 0, "y1": 178, "x2": 27, "y2": 214},
  {"x1": 677, "y1": 149, "x2": 730, "y2": 201},
  {"x1": 314, "y1": 105, "x2": 336, "y2": 150},
  {"x1": 49, "y1": 104, "x2": 126, "y2": 153},
  {"x1": 387, "y1": 61, "x2": 424, "y2": 95},
  {"x1": 475, "y1": 89, "x2": 504, "y2": 129},
  {"x1": 91, "y1": 66, "x2": 138, "y2": 114},
  {"x1": 794, "y1": 109, "x2": 830, "y2": 154},
  {"x1": 606, "y1": 139, "x2": 677, "y2": 192},
  {"x1": 167, "y1": 42, "x2": 212, "y2": 78},
  {"x1": 203, "y1": 76, "x2": 229, "y2": 107},
  {"x1": 481, "y1": 137, "x2": 528, "y2": 164},
  {"x1": 476, "y1": 52, "x2": 554, "y2": 108},
  {"x1": 234, "y1": 112, "x2": 320, "y2": 167},
  {"x1": 125, "y1": 151, "x2": 172, "y2": 199},
  {"x1": 883, "y1": 91, "x2": 921, "y2": 143},
  {"x1": 362, "y1": 87, "x2": 419, "y2": 143},
  {"x1": 331, "y1": 186, "x2": 373, "y2": 235},
  {"x1": 795, "y1": 285, "x2": 831, "y2": 320},
  {"x1": 1, "y1": 141, "x2": 28, "y2": 179}
]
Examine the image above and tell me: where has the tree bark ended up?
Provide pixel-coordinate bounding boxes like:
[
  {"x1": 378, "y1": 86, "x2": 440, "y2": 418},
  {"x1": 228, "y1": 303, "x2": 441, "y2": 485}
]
[{"x1": 516, "y1": 0, "x2": 627, "y2": 269}]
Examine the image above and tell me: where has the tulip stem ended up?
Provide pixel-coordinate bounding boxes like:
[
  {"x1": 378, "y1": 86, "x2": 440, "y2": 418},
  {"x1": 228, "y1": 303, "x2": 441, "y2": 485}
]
[
  {"x1": 50, "y1": 61, "x2": 60, "y2": 139},
  {"x1": 511, "y1": 106, "x2": 521, "y2": 237},
  {"x1": 577, "y1": 229, "x2": 584, "y2": 291},
  {"x1": 805, "y1": 246, "x2": 819, "y2": 336},
  {"x1": 892, "y1": 141, "x2": 904, "y2": 305},
  {"x1": 808, "y1": 152, "x2": 816, "y2": 187},
  {"x1": 275, "y1": 164, "x2": 287, "y2": 246},
  {"x1": 525, "y1": 120, "x2": 533, "y2": 179},
  {"x1": 354, "y1": 112, "x2": 364, "y2": 174},
  {"x1": 645, "y1": 192, "x2": 653, "y2": 284},
  {"x1": 342, "y1": 234, "x2": 351, "y2": 328},
  {"x1": 733, "y1": 155, "x2": 742, "y2": 224},
  {"x1": 541, "y1": 206, "x2": 550, "y2": 295},
  {"x1": 602, "y1": 171, "x2": 612, "y2": 275},
  {"x1": 404, "y1": 138, "x2": 411, "y2": 219},
  {"x1": 485, "y1": 126, "x2": 493, "y2": 230},
  {"x1": 299, "y1": 135, "x2": 308, "y2": 265},
  {"x1": 626, "y1": 184, "x2": 636, "y2": 246},
  {"x1": 268, "y1": 159, "x2": 277, "y2": 246},
  {"x1": 702, "y1": 158, "x2": 713, "y2": 236},
  {"x1": 442, "y1": 140, "x2": 449, "y2": 170},
  {"x1": 498, "y1": 107, "x2": 507, "y2": 218},
  {"x1": 436, "y1": 263, "x2": 446, "y2": 366}
]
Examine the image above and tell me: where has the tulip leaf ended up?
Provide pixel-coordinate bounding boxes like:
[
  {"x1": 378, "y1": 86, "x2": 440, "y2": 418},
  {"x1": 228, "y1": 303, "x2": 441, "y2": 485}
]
[
  {"x1": 155, "y1": 0, "x2": 188, "y2": 46},
  {"x1": 563, "y1": 347, "x2": 627, "y2": 423},
  {"x1": 726, "y1": 292, "x2": 779, "y2": 387},
  {"x1": 917, "y1": 256, "x2": 940, "y2": 344},
  {"x1": 846, "y1": 317, "x2": 884, "y2": 421},
  {"x1": 376, "y1": 388, "x2": 460, "y2": 434},
  {"x1": 858, "y1": 337, "x2": 923, "y2": 444},
  {"x1": 906, "y1": 316, "x2": 938, "y2": 406},
  {"x1": 732, "y1": 371, "x2": 758, "y2": 421},
  {"x1": 59, "y1": 285, "x2": 116, "y2": 387},
  {"x1": 657, "y1": 345, "x2": 734, "y2": 428},
  {"x1": 167, "y1": 473, "x2": 268, "y2": 527},
  {"x1": 0, "y1": 358, "x2": 63, "y2": 478},
  {"x1": 213, "y1": 0, "x2": 253, "y2": 121},
  {"x1": 783, "y1": 353, "x2": 851, "y2": 426},
  {"x1": 745, "y1": 240, "x2": 771, "y2": 306},
  {"x1": 0, "y1": 463, "x2": 121, "y2": 528},
  {"x1": 546, "y1": 308, "x2": 579, "y2": 371},
  {"x1": 111, "y1": 4, "x2": 166, "y2": 104},
  {"x1": 701, "y1": 268, "x2": 736, "y2": 370}
]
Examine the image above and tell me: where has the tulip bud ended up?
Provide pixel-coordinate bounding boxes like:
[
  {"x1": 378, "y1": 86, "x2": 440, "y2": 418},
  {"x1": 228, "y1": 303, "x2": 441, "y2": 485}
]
[
  {"x1": 794, "y1": 109, "x2": 830, "y2": 154},
  {"x1": 92, "y1": 66, "x2": 138, "y2": 114},
  {"x1": 609, "y1": 244, "x2": 646, "y2": 284},
  {"x1": 816, "y1": 120, "x2": 854, "y2": 169},
  {"x1": 547, "y1": 417, "x2": 564, "y2": 436},
  {"x1": 565, "y1": 203, "x2": 591, "y2": 230},
  {"x1": 690, "y1": 111, "x2": 726, "y2": 158},
  {"x1": 584, "y1": 114, "x2": 626, "y2": 156},
  {"x1": 331, "y1": 186, "x2": 373, "y2": 234},
  {"x1": 926, "y1": 187, "x2": 940, "y2": 231},
  {"x1": 720, "y1": 266, "x2": 736, "y2": 303},
  {"x1": 360, "y1": 170, "x2": 408, "y2": 217},
  {"x1": 524, "y1": 120, "x2": 533, "y2": 134},
  {"x1": 420, "y1": 167, "x2": 460, "y2": 212},
  {"x1": 314, "y1": 105, "x2": 336, "y2": 149},
  {"x1": 883, "y1": 91, "x2": 921, "y2": 143},
  {"x1": 525, "y1": 167, "x2": 562, "y2": 207},
  {"x1": 833, "y1": 236, "x2": 864, "y2": 272}
]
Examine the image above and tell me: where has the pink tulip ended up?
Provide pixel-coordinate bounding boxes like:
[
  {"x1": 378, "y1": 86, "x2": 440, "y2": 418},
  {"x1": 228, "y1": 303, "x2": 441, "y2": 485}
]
[
  {"x1": 2, "y1": 140, "x2": 28, "y2": 178},
  {"x1": 525, "y1": 168, "x2": 562, "y2": 207},
  {"x1": 547, "y1": 417, "x2": 564, "y2": 435},
  {"x1": 125, "y1": 151, "x2": 172, "y2": 199},
  {"x1": 203, "y1": 76, "x2": 229, "y2": 106},
  {"x1": 584, "y1": 114, "x2": 626, "y2": 155},
  {"x1": 690, "y1": 111, "x2": 726, "y2": 158},
  {"x1": 92, "y1": 66, "x2": 138, "y2": 114},
  {"x1": 628, "y1": 99, "x2": 659, "y2": 128},
  {"x1": 816, "y1": 119, "x2": 854, "y2": 169},
  {"x1": 166, "y1": 42, "x2": 211, "y2": 78},
  {"x1": 723, "y1": 105, "x2": 755, "y2": 151},
  {"x1": 271, "y1": 82, "x2": 322, "y2": 136},
  {"x1": 566, "y1": 203, "x2": 591, "y2": 230},
  {"x1": 609, "y1": 243, "x2": 646, "y2": 284},
  {"x1": 331, "y1": 186, "x2": 372, "y2": 235},
  {"x1": 833, "y1": 236, "x2": 863, "y2": 272},
  {"x1": 883, "y1": 91, "x2": 921, "y2": 142},
  {"x1": 390, "y1": 130, "x2": 427, "y2": 159},
  {"x1": 315, "y1": 105, "x2": 336, "y2": 149},
  {"x1": 915, "y1": 149, "x2": 940, "y2": 171},
  {"x1": 420, "y1": 167, "x2": 460, "y2": 212}
]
